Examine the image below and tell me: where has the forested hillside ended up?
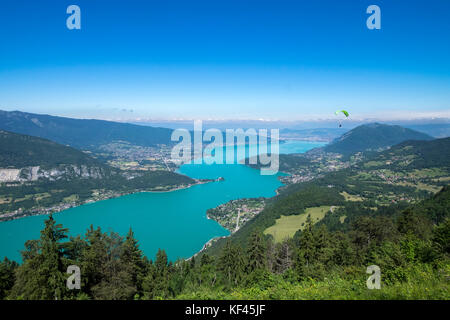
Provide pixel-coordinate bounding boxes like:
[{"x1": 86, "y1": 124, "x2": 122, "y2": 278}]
[
  {"x1": 0, "y1": 130, "x2": 102, "y2": 168},
  {"x1": 231, "y1": 137, "x2": 450, "y2": 254},
  {"x1": 323, "y1": 123, "x2": 433, "y2": 155},
  {"x1": 367, "y1": 137, "x2": 450, "y2": 170},
  {"x1": 0, "y1": 110, "x2": 174, "y2": 150}
]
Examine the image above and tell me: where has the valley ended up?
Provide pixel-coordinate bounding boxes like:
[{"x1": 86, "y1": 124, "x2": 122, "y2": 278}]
[
  {"x1": 0, "y1": 111, "x2": 449, "y2": 300},
  {"x1": 0, "y1": 115, "x2": 450, "y2": 299}
]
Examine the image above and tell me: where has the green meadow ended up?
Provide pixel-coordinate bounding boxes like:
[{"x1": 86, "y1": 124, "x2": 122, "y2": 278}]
[{"x1": 264, "y1": 206, "x2": 331, "y2": 243}]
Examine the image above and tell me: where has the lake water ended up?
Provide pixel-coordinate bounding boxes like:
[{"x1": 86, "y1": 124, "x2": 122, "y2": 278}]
[{"x1": 0, "y1": 140, "x2": 324, "y2": 262}]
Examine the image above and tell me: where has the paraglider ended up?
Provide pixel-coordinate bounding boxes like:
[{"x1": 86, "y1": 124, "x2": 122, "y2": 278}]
[{"x1": 335, "y1": 110, "x2": 349, "y2": 127}]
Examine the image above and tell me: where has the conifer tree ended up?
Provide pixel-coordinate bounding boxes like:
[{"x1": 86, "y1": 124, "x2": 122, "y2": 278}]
[
  {"x1": 10, "y1": 214, "x2": 68, "y2": 300},
  {"x1": 246, "y1": 231, "x2": 266, "y2": 273},
  {"x1": 218, "y1": 241, "x2": 244, "y2": 287},
  {"x1": 121, "y1": 228, "x2": 145, "y2": 295},
  {"x1": 38, "y1": 214, "x2": 69, "y2": 300},
  {"x1": 152, "y1": 249, "x2": 169, "y2": 298},
  {"x1": 81, "y1": 225, "x2": 107, "y2": 295},
  {"x1": 199, "y1": 254, "x2": 216, "y2": 287},
  {"x1": 200, "y1": 253, "x2": 212, "y2": 267}
]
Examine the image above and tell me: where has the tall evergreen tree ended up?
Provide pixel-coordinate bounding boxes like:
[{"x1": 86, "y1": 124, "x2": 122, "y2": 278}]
[
  {"x1": 39, "y1": 214, "x2": 69, "y2": 300},
  {"x1": 218, "y1": 241, "x2": 245, "y2": 287},
  {"x1": 121, "y1": 228, "x2": 145, "y2": 297},
  {"x1": 146, "y1": 249, "x2": 169, "y2": 298},
  {"x1": 10, "y1": 214, "x2": 68, "y2": 300},
  {"x1": 298, "y1": 215, "x2": 315, "y2": 266},
  {"x1": 246, "y1": 231, "x2": 266, "y2": 273},
  {"x1": 80, "y1": 225, "x2": 107, "y2": 295}
]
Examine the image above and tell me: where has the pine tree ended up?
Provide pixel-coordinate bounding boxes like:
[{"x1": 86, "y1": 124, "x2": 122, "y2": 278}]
[
  {"x1": 293, "y1": 215, "x2": 315, "y2": 278},
  {"x1": 38, "y1": 214, "x2": 69, "y2": 300},
  {"x1": 81, "y1": 225, "x2": 107, "y2": 295},
  {"x1": 298, "y1": 215, "x2": 316, "y2": 266},
  {"x1": 10, "y1": 214, "x2": 69, "y2": 300},
  {"x1": 246, "y1": 231, "x2": 266, "y2": 273},
  {"x1": 218, "y1": 241, "x2": 244, "y2": 287},
  {"x1": 121, "y1": 228, "x2": 145, "y2": 296},
  {"x1": 152, "y1": 249, "x2": 169, "y2": 298},
  {"x1": 142, "y1": 261, "x2": 156, "y2": 299},
  {"x1": 199, "y1": 254, "x2": 216, "y2": 287},
  {"x1": 200, "y1": 253, "x2": 212, "y2": 267}
]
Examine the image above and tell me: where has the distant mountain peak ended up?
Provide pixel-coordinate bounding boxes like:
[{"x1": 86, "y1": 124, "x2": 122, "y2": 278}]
[{"x1": 323, "y1": 122, "x2": 433, "y2": 155}]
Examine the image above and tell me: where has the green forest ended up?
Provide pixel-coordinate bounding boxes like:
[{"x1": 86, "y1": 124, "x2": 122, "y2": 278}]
[{"x1": 0, "y1": 185, "x2": 448, "y2": 300}]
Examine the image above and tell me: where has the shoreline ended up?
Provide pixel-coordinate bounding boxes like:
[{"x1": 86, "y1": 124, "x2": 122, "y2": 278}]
[
  {"x1": 186, "y1": 235, "x2": 230, "y2": 261},
  {"x1": 143, "y1": 178, "x2": 214, "y2": 194},
  {"x1": 2, "y1": 141, "x2": 306, "y2": 261},
  {"x1": 0, "y1": 178, "x2": 213, "y2": 223},
  {"x1": 188, "y1": 168, "x2": 289, "y2": 259}
]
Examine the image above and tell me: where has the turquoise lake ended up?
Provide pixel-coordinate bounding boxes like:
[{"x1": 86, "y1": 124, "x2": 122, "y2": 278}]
[{"x1": 0, "y1": 140, "x2": 324, "y2": 262}]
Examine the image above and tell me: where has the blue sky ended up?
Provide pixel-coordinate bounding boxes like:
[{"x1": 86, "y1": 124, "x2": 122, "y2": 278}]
[{"x1": 0, "y1": 0, "x2": 449, "y2": 121}]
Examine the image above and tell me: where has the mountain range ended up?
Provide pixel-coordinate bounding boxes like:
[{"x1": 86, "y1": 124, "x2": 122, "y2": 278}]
[{"x1": 0, "y1": 110, "x2": 174, "y2": 150}]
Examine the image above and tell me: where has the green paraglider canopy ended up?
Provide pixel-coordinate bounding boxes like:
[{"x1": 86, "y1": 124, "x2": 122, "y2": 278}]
[
  {"x1": 335, "y1": 110, "x2": 349, "y2": 128},
  {"x1": 335, "y1": 110, "x2": 349, "y2": 117}
]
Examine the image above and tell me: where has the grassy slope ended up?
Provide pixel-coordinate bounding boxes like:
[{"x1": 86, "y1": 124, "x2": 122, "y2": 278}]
[{"x1": 264, "y1": 206, "x2": 331, "y2": 242}]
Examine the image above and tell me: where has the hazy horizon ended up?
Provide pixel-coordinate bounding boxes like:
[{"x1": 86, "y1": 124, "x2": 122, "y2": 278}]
[{"x1": 1, "y1": 109, "x2": 449, "y2": 137}]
